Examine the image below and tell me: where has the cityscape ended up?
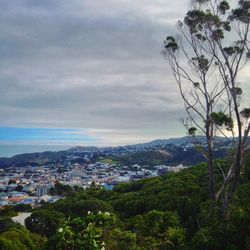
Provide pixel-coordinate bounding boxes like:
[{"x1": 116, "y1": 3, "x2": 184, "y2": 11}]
[
  {"x1": 0, "y1": 161, "x2": 187, "y2": 207},
  {"x1": 0, "y1": 141, "x2": 192, "y2": 207},
  {"x1": 0, "y1": 136, "x2": 233, "y2": 207}
]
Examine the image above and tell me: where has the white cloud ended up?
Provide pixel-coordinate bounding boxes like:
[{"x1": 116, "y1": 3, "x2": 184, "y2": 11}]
[{"x1": 5, "y1": 0, "x2": 248, "y2": 146}]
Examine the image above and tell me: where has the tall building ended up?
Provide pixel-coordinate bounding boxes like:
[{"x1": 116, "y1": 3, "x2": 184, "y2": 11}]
[{"x1": 36, "y1": 184, "x2": 53, "y2": 197}]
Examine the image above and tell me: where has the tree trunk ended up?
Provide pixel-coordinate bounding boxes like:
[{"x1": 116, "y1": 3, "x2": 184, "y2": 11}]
[{"x1": 207, "y1": 136, "x2": 215, "y2": 201}]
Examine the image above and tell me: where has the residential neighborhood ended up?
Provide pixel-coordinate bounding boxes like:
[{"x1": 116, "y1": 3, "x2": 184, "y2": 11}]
[{"x1": 0, "y1": 160, "x2": 187, "y2": 207}]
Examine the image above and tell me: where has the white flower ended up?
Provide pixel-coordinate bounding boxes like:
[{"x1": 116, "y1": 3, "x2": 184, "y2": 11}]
[
  {"x1": 87, "y1": 211, "x2": 91, "y2": 215},
  {"x1": 58, "y1": 228, "x2": 63, "y2": 233}
]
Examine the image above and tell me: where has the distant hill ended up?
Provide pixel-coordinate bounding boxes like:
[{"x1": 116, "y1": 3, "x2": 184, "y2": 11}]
[
  {"x1": 0, "y1": 150, "x2": 67, "y2": 168},
  {"x1": 67, "y1": 146, "x2": 99, "y2": 152},
  {"x1": 132, "y1": 135, "x2": 228, "y2": 148},
  {"x1": 108, "y1": 147, "x2": 226, "y2": 167},
  {"x1": 0, "y1": 136, "x2": 232, "y2": 168},
  {"x1": 132, "y1": 136, "x2": 200, "y2": 147},
  {"x1": 110, "y1": 150, "x2": 173, "y2": 167}
]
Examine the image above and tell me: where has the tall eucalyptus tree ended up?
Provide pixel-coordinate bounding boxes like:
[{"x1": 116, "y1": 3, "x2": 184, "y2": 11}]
[{"x1": 164, "y1": 0, "x2": 250, "y2": 214}]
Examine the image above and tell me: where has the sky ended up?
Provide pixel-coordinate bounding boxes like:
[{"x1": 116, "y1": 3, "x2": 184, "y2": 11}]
[
  {"x1": 0, "y1": 0, "x2": 249, "y2": 156},
  {"x1": 0, "y1": 0, "x2": 190, "y2": 156}
]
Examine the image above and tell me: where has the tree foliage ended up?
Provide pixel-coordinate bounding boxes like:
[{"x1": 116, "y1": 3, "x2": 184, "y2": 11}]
[{"x1": 25, "y1": 210, "x2": 64, "y2": 237}]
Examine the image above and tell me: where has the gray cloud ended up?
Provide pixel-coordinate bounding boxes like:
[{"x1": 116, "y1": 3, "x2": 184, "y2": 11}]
[{"x1": 0, "y1": 0, "x2": 193, "y2": 145}]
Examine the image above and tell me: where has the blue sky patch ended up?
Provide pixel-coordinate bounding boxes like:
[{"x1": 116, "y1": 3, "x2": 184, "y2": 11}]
[{"x1": 0, "y1": 127, "x2": 97, "y2": 143}]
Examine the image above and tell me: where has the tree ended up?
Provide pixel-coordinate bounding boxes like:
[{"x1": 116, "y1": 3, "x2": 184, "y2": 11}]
[
  {"x1": 8, "y1": 179, "x2": 16, "y2": 185},
  {"x1": 15, "y1": 185, "x2": 23, "y2": 192},
  {"x1": 46, "y1": 211, "x2": 118, "y2": 250},
  {"x1": 0, "y1": 227, "x2": 45, "y2": 250},
  {"x1": 105, "y1": 229, "x2": 137, "y2": 250},
  {"x1": 14, "y1": 204, "x2": 32, "y2": 213},
  {"x1": 141, "y1": 210, "x2": 180, "y2": 237},
  {"x1": 0, "y1": 206, "x2": 18, "y2": 217},
  {"x1": 53, "y1": 197, "x2": 114, "y2": 217},
  {"x1": 25, "y1": 210, "x2": 64, "y2": 238},
  {"x1": 164, "y1": 0, "x2": 250, "y2": 214},
  {"x1": 49, "y1": 182, "x2": 73, "y2": 196},
  {"x1": 0, "y1": 217, "x2": 20, "y2": 234}
]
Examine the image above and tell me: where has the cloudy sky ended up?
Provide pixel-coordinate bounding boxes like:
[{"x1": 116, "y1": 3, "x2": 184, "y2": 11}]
[{"x1": 2, "y1": 0, "x2": 248, "y2": 156}]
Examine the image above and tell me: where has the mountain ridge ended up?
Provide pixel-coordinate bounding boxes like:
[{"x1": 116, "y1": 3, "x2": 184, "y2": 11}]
[{"x1": 0, "y1": 136, "x2": 230, "y2": 168}]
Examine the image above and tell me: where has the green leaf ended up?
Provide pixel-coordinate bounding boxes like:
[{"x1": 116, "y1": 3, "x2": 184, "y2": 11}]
[
  {"x1": 188, "y1": 127, "x2": 197, "y2": 136},
  {"x1": 240, "y1": 108, "x2": 250, "y2": 119},
  {"x1": 218, "y1": 1, "x2": 230, "y2": 14},
  {"x1": 211, "y1": 112, "x2": 233, "y2": 130}
]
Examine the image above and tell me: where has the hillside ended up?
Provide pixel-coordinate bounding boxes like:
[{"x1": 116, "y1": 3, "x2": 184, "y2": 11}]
[
  {"x1": 108, "y1": 147, "x2": 226, "y2": 167},
  {"x1": 0, "y1": 136, "x2": 230, "y2": 168},
  {"x1": 1, "y1": 156, "x2": 250, "y2": 249}
]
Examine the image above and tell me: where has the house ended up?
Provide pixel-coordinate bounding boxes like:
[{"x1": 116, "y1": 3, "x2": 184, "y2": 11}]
[
  {"x1": 0, "y1": 194, "x2": 8, "y2": 206},
  {"x1": 8, "y1": 191, "x2": 28, "y2": 204}
]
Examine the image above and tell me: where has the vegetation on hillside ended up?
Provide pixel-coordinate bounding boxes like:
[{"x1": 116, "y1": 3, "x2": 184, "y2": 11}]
[{"x1": 1, "y1": 154, "x2": 250, "y2": 249}]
